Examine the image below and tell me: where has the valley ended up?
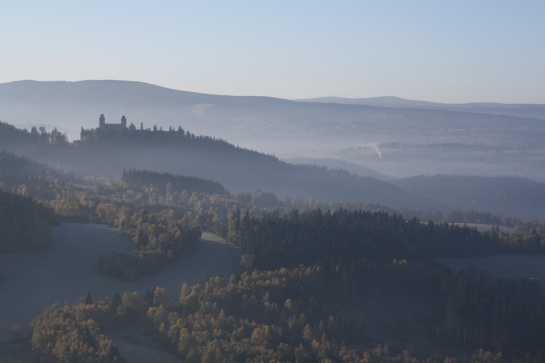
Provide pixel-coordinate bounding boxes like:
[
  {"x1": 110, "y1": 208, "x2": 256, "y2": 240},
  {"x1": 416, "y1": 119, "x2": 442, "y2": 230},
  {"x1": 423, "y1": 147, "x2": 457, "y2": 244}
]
[
  {"x1": 2, "y1": 2, "x2": 544, "y2": 361},
  {"x1": 1, "y1": 80, "x2": 544, "y2": 182}
]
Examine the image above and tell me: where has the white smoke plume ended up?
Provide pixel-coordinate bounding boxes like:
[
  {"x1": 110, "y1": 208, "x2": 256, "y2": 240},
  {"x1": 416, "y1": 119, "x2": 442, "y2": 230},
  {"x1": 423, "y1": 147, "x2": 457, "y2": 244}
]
[{"x1": 372, "y1": 143, "x2": 382, "y2": 158}]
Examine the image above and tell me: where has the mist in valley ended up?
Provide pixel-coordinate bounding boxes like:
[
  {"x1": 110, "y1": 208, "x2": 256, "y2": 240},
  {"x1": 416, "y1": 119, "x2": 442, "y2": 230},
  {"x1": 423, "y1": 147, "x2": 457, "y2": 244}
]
[
  {"x1": 2, "y1": 1, "x2": 545, "y2": 360},
  {"x1": 2, "y1": 80, "x2": 544, "y2": 185}
]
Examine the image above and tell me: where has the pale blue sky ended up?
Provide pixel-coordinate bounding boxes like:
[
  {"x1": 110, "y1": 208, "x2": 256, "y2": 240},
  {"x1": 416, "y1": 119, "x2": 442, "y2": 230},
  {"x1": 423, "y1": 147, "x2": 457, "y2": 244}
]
[{"x1": 1, "y1": 1, "x2": 544, "y2": 103}]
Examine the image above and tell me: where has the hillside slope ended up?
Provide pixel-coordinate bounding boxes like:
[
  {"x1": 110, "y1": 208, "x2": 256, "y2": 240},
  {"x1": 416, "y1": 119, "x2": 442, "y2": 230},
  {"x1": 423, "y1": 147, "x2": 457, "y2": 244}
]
[
  {"x1": 0, "y1": 121, "x2": 440, "y2": 210},
  {"x1": 3, "y1": 121, "x2": 544, "y2": 220},
  {"x1": 0, "y1": 223, "x2": 238, "y2": 341}
]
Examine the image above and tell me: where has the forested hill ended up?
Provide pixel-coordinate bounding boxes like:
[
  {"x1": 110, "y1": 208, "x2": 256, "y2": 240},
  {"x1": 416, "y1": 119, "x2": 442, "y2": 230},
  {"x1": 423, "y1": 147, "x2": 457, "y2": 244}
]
[
  {"x1": 0, "y1": 150, "x2": 72, "y2": 197},
  {"x1": 3, "y1": 121, "x2": 545, "y2": 220},
  {"x1": 0, "y1": 122, "x2": 438, "y2": 211}
]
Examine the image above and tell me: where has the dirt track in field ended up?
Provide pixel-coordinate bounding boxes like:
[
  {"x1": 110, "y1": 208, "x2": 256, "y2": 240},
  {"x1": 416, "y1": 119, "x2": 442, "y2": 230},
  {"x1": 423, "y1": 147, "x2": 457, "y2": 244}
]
[{"x1": 0, "y1": 223, "x2": 239, "y2": 342}]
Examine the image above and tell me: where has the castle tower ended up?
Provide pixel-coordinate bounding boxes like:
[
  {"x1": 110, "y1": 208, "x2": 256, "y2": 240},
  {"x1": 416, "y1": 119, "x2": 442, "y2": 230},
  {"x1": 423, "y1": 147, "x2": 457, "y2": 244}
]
[
  {"x1": 121, "y1": 115, "x2": 127, "y2": 128},
  {"x1": 99, "y1": 114, "x2": 105, "y2": 128}
]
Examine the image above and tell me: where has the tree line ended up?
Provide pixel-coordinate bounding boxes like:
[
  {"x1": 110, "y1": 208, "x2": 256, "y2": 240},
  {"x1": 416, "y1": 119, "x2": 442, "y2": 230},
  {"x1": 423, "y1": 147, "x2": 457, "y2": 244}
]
[
  {"x1": 122, "y1": 169, "x2": 228, "y2": 196},
  {"x1": 230, "y1": 209, "x2": 501, "y2": 269},
  {"x1": 79, "y1": 122, "x2": 275, "y2": 161},
  {"x1": 0, "y1": 121, "x2": 68, "y2": 146}
]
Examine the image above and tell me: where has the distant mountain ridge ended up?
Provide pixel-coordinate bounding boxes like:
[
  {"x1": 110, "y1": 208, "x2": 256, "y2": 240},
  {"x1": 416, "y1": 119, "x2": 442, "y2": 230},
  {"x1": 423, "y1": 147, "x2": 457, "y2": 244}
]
[
  {"x1": 2, "y1": 80, "x2": 543, "y2": 142},
  {"x1": 394, "y1": 175, "x2": 545, "y2": 221},
  {"x1": 297, "y1": 96, "x2": 545, "y2": 119},
  {"x1": 1, "y1": 80, "x2": 544, "y2": 183}
]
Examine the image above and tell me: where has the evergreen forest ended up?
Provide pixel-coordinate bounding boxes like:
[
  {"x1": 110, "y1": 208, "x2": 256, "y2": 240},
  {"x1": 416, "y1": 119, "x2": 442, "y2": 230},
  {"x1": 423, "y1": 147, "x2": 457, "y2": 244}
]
[{"x1": 0, "y1": 122, "x2": 544, "y2": 362}]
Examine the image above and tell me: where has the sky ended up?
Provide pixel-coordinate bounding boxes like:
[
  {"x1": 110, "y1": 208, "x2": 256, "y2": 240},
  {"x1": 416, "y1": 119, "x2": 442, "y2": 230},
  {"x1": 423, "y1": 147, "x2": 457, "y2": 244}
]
[{"x1": 1, "y1": 1, "x2": 544, "y2": 103}]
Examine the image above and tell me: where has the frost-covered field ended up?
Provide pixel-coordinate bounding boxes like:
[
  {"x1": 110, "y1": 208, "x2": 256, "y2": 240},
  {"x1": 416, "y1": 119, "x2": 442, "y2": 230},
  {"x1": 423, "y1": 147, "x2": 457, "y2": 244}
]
[{"x1": 0, "y1": 223, "x2": 239, "y2": 341}]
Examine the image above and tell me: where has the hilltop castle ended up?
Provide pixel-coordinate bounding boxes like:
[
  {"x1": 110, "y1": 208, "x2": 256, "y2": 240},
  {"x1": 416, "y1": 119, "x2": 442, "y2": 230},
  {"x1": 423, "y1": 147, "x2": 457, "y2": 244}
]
[
  {"x1": 98, "y1": 114, "x2": 127, "y2": 131},
  {"x1": 80, "y1": 114, "x2": 134, "y2": 141},
  {"x1": 80, "y1": 114, "x2": 190, "y2": 142}
]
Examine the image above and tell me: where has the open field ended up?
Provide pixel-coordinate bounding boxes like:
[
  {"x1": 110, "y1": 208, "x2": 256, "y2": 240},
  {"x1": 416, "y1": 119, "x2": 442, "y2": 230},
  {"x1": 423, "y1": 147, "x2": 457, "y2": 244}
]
[
  {"x1": 450, "y1": 223, "x2": 514, "y2": 233},
  {"x1": 0, "y1": 223, "x2": 239, "y2": 342}
]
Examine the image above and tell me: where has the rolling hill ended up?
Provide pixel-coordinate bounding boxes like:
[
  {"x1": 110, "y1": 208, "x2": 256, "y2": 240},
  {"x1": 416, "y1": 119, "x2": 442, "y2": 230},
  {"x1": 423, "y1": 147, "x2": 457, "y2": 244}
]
[
  {"x1": 2, "y1": 120, "x2": 545, "y2": 220},
  {"x1": 0, "y1": 121, "x2": 438, "y2": 211},
  {"x1": 1, "y1": 80, "x2": 544, "y2": 181}
]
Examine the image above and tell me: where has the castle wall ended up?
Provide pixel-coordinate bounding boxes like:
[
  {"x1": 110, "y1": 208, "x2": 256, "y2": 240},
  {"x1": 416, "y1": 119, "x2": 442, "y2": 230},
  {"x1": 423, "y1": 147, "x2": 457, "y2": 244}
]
[{"x1": 98, "y1": 115, "x2": 127, "y2": 131}]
